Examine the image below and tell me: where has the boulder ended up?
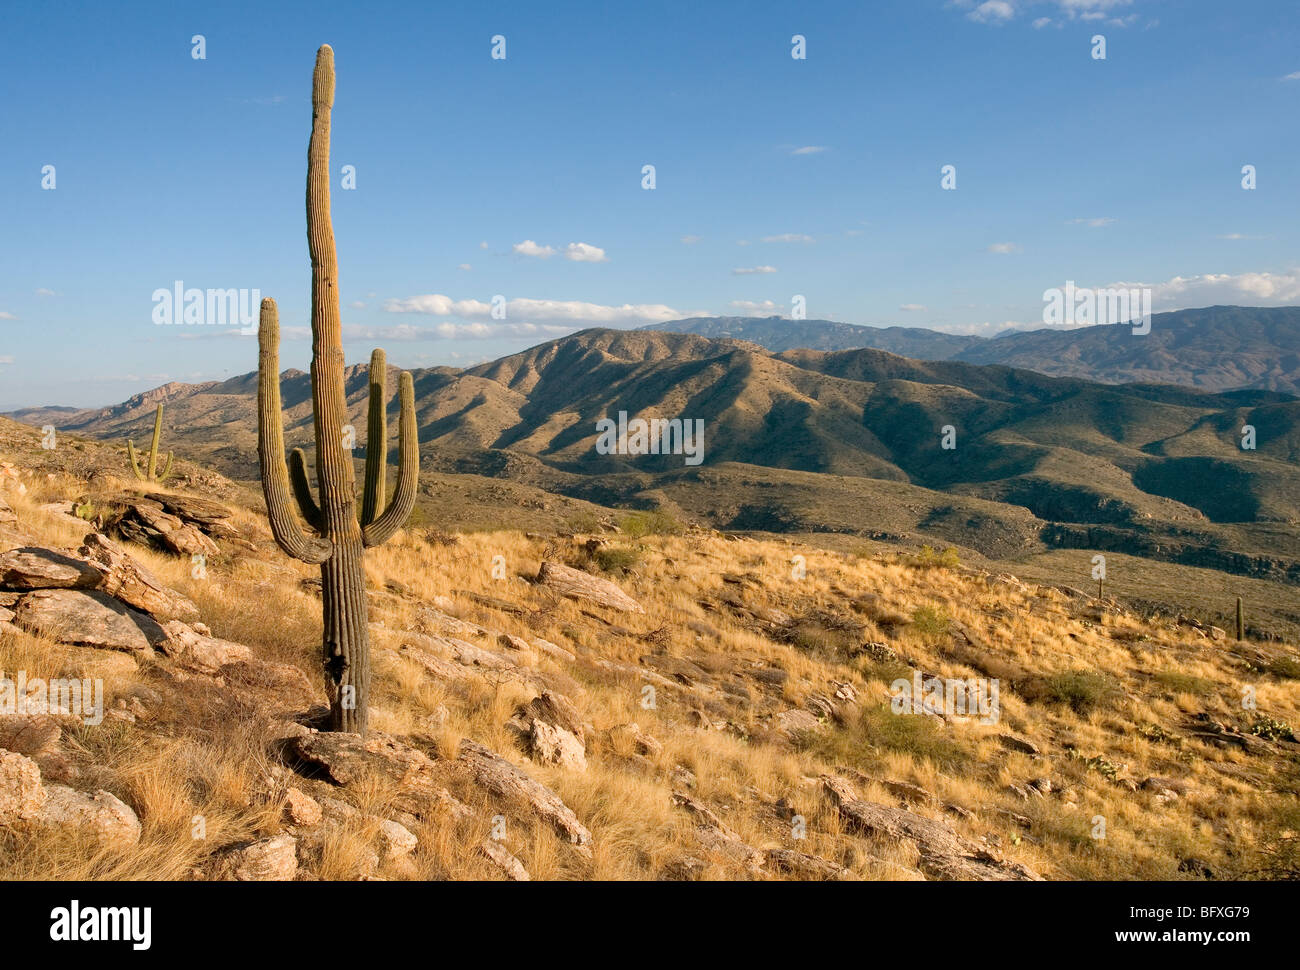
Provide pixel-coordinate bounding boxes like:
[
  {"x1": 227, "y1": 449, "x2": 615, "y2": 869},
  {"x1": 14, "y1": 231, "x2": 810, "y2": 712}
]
[
  {"x1": 283, "y1": 787, "x2": 323, "y2": 827},
  {"x1": 78, "y1": 533, "x2": 199, "y2": 620},
  {"x1": 528, "y1": 719, "x2": 587, "y2": 771},
  {"x1": 0, "y1": 547, "x2": 100, "y2": 590},
  {"x1": 480, "y1": 839, "x2": 530, "y2": 880},
  {"x1": 37, "y1": 785, "x2": 141, "y2": 850},
  {"x1": 765, "y1": 848, "x2": 855, "y2": 881},
  {"x1": 458, "y1": 739, "x2": 592, "y2": 853},
  {"x1": 159, "y1": 620, "x2": 253, "y2": 674},
  {"x1": 114, "y1": 502, "x2": 219, "y2": 557},
  {"x1": 224, "y1": 833, "x2": 298, "y2": 881},
  {"x1": 287, "y1": 731, "x2": 442, "y2": 817},
  {"x1": 0, "y1": 749, "x2": 46, "y2": 823},
  {"x1": 821, "y1": 774, "x2": 1042, "y2": 881},
  {"x1": 537, "y1": 561, "x2": 644, "y2": 613},
  {"x1": 378, "y1": 819, "x2": 418, "y2": 861},
  {"x1": 14, "y1": 588, "x2": 167, "y2": 651}
]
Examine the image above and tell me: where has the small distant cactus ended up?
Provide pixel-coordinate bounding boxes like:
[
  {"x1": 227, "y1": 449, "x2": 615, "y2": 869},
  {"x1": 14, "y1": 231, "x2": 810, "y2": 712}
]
[
  {"x1": 128, "y1": 403, "x2": 173, "y2": 482},
  {"x1": 257, "y1": 45, "x2": 419, "y2": 734},
  {"x1": 1236, "y1": 596, "x2": 1244, "y2": 642}
]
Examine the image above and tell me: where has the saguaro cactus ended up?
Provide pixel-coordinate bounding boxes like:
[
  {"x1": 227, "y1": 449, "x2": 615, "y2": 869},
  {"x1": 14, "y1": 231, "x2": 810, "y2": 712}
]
[
  {"x1": 1236, "y1": 596, "x2": 1244, "y2": 642},
  {"x1": 257, "y1": 45, "x2": 419, "y2": 733},
  {"x1": 128, "y1": 403, "x2": 174, "y2": 482}
]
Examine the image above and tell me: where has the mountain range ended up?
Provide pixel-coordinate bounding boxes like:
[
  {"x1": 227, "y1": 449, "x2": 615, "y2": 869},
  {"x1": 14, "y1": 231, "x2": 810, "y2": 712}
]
[
  {"x1": 642, "y1": 306, "x2": 1300, "y2": 395},
  {"x1": 8, "y1": 313, "x2": 1300, "y2": 607}
]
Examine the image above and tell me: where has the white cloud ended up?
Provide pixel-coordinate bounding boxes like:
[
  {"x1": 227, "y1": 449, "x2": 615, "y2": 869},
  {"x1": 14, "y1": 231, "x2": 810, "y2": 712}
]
[
  {"x1": 0, "y1": 311, "x2": 16, "y2": 321},
  {"x1": 791, "y1": 146, "x2": 827, "y2": 155},
  {"x1": 458, "y1": 263, "x2": 472, "y2": 270},
  {"x1": 35, "y1": 288, "x2": 56, "y2": 297},
  {"x1": 1068, "y1": 217, "x2": 1116, "y2": 227},
  {"x1": 969, "y1": 1, "x2": 1015, "y2": 23},
  {"x1": 732, "y1": 266, "x2": 778, "y2": 275},
  {"x1": 899, "y1": 304, "x2": 928, "y2": 312},
  {"x1": 382, "y1": 294, "x2": 690, "y2": 329},
  {"x1": 349, "y1": 300, "x2": 366, "y2": 309},
  {"x1": 564, "y1": 242, "x2": 608, "y2": 262},
  {"x1": 730, "y1": 300, "x2": 785, "y2": 313},
  {"x1": 1283, "y1": 72, "x2": 1300, "y2": 81},
  {"x1": 0, "y1": 356, "x2": 12, "y2": 364},
  {"x1": 1032, "y1": 16, "x2": 1053, "y2": 27},
  {"x1": 512, "y1": 239, "x2": 555, "y2": 258},
  {"x1": 987, "y1": 242, "x2": 1021, "y2": 254},
  {"x1": 1128, "y1": 269, "x2": 1300, "y2": 308},
  {"x1": 681, "y1": 235, "x2": 701, "y2": 245},
  {"x1": 761, "y1": 233, "x2": 814, "y2": 244}
]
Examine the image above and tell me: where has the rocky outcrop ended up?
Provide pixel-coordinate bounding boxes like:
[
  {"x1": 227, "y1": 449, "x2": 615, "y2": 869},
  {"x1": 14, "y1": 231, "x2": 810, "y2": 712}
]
[
  {"x1": 78, "y1": 533, "x2": 199, "y2": 620},
  {"x1": 0, "y1": 547, "x2": 100, "y2": 590},
  {"x1": 537, "y1": 561, "x2": 644, "y2": 613},
  {"x1": 14, "y1": 588, "x2": 168, "y2": 651},
  {"x1": 458, "y1": 739, "x2": 592, "y2": 854},
  {"x1": 821, "y1": 775, "x2": 1042, "y2": 881}
]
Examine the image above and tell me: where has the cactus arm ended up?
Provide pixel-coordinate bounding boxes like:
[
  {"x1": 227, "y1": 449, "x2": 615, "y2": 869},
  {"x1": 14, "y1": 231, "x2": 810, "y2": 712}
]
[
  {"x1": 363, "y1": 370, "x2": 418, "y2": 547},
  {"x1": 157, "y1": 451, "x2": 174, "y2": 483},
  {"x1": 127, "y1": 440, "x2": 147, "y2": 480},
  {"x1": 257, "y1": 297, "x2": 332, "y2": 564},
  {"x1": 289, "y1": 447, "x2": 325, "y2": 532},
  {"x1": 361, "y1": 348, "x2": 388, "y2": 527}
]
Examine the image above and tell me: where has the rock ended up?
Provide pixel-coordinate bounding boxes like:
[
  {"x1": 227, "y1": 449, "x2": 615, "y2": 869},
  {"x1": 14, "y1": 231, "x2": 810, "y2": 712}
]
[
  {"x1": 0, "y1": 497, "x2": 16, "y2": 526},
  {"x1": 671, "y1": 791, "x2": 763, "y2": 871},
  {"x1": 283, "y1": 787, "x2": 323, "y2": 827},
  {"x1": 38, "y1": 785, "x2": 141, "y2": 849},
  {"x1": 537, "y1": 561, "x2": 645, "y2": 613},
  {"x1": 159, "y1": 620, "x2": 253, "y2": 674},
  {"x1": 287, "y1": 731, "x2": 443, "y2": 817},
  {"x1": 415, "y1": 607, "x2": 485, "y2": 638},
  {"x1": 14, "y1": 588, "x2": 167, "y2": 651},
  {"x1": 224, "y1": 834, "x2": 298, "y2": 881},
  {"x1": 141, "y1": 493, "x2": 233, "y2": 532},
  {"x1": 855, "y1": 641, "x2": 900, "y2": 664},
  {"x1": 532, "y1": 637, "x2": 576, "y2": 663},
  {"x1": 481, "y1": 839, "x2": 530, "y2": 880},
  {"x1": 822, "y1": 774, "x2": 1042, "y2": 881},
  {"x1": 671, "y1": 764, "x2": 697, "y2": 790},
  {"x1": 77, "y1": 533, "x2": 199, "y2": 620},
  {"x1": 114, "y1": 502, "x2": 219, "y2": 557},
  {"x1": 378, "y1": 819, "x2": 418, "y2": 861},
  {"x1": 764, "y1": 708, "x2": 823, "y2": 743},
  {"x1": 528, "y1": 719, "x2": 587, "y2": 771},
  {"x1": 524, "y1": 690, "x2": 586, "y2": 745},
  {"x1": 458, "y1": 740, "x2": 592, "y2": 853},
  {"x1": 0, "y1": 547, "x2": 102, "y2": 590},
  {"x1": 0, "y1": 749, "x2": 46, "y2": 822},
  {"x1": 997, "y1": 734, "x2": 1040, "y2": 757},
  {"x1": 497, "y1": 633, "x2": 531, "y2": 652},
  {"x1": 765, "y1": 848, "x2": 855, "y2": 881},
  {"x1": 608, "y1": 722, "x2": 663, "y2": 758}
]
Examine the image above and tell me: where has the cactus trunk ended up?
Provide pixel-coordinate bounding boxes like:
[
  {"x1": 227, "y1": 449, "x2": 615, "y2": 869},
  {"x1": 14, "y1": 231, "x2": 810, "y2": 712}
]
[
  {"x1": 1236, "y1": 596, "x2": 1244, "y2": 642},
  {"x1": 128, "y1": 403, "x2": 173, "y2": 482},
  {"x1": 255, "y1": 45, "x2": 420, "y2": 734}
]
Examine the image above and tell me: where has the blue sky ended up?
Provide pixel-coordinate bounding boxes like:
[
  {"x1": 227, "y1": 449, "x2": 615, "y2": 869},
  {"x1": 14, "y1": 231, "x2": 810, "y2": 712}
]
[{"x1": 1, "y1": 0, "x2": 1298, "y2": 409}]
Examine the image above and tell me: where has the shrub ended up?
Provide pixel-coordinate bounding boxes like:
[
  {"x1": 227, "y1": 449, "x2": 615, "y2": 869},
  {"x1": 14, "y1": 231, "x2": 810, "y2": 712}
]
[
  {"x1": 910, "y1": 604, "x2": 950, "y2": 644},
  {"x1": 911, "y1": 544, "x2": 961, "y2": 569},
  {"x1": 594, "y1": 545, "x2": 643, "y2": 574},
  {"x1": 619, "y1": 508, "x2": 682, "y2": 539},
  {"x1": 1042, "y1": 670, "x2": 1121, "y2": 715}
]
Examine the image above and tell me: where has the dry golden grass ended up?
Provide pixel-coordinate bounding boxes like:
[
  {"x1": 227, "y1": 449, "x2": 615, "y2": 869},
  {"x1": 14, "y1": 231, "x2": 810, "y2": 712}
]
[{"x1": 1, "y1": 437, "x2": 1298, "y2": 881}]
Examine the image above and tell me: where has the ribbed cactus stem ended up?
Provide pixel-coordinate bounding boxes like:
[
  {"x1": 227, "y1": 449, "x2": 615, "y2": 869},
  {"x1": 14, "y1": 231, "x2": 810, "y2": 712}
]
[
  {"x1": 256, "y1": 45, "x2": 419, "y2": 734},
  {"x1": 1236, "y1": 596, "x2": 1244, "y2": 642},
  {"x1": 127, "y1": 403, "x2": 174, "y2": 482},
  {"x1": 361, "y1": 348, "x2": 387, "y2": 527}
]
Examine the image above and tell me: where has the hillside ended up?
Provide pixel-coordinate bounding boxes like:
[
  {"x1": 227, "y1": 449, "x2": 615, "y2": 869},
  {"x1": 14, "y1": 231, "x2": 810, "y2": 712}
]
[
  {"x1": 7, "y1": 328, "x2": 1300, "y2": 609},
  {"x1": 643, "y1": 306, "x2": 1300, "y2": 395},
  {"x1": 1, "y1": 418, "x2": 1298, "y2": 881}
]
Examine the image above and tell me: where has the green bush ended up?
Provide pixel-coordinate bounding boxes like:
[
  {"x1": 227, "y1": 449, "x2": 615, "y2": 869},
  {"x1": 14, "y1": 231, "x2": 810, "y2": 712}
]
[
  {"x1": 619, "y1": 508, "x2": 682, "y2": 539},
  {"x1": 910, "y1": 604, "x2": 950, "y2": 644},
  {"x1": 911, "y1": 544, "x2": 961, "y2": 569},
  {"x1": 1043, "y1": 670, "x2": 1121, "y2": 715},
  {"x1": 594, "y1": 545, "x2": 643, "y2": 574}
]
